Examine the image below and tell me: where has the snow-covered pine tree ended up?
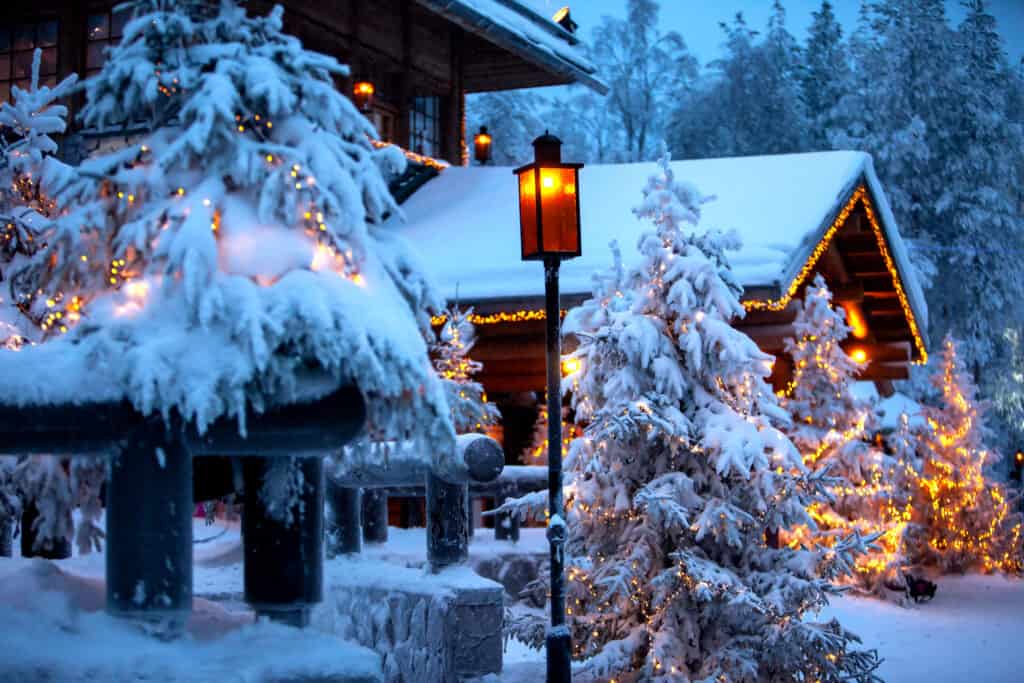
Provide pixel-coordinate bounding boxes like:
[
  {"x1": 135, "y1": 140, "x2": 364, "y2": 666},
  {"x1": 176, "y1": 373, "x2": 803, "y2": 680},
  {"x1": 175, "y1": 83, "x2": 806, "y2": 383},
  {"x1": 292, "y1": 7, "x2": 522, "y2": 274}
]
[
  {"x1": 801, "y1": 1, "x2": 852, "y2": 149},
  {"x1": 16, "y1": 1, "x2": 450, "y2": 455},
  {"x1": 904, "y1": 337, "x2": 1023, "y2": 574},
  {"x1": 0, "y1": 52, "x2": 77, "y2": 556},
  {"x1": 521, "y1": 403, "x2": 580, "y2": 466},
  {"x1": 931, "y1": 0, "x2": 1024, "y2": 370},
  {"x1": 780, "y1": 275, "x2": 907, "y2": 592},
  {"x1": 432, "y1": 306, "x2": 499, "y2": 434},
  {"x1": 670, "y1": 5, "x2": 808, "y2": 159},
  {"x1": 527, "y1": 154, "x2": 879, "y2": 681},
  {"x1": 0, "y1": 50, "x2": 77, "y2": 348}
]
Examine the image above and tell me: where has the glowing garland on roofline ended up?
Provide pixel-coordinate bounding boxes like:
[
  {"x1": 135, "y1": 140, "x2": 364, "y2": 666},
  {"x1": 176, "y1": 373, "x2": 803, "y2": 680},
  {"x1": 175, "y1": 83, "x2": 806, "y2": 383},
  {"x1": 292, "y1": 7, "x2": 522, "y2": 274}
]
[
  {"x1": 743, "y1": 185, "x2": 928, "y2": 365},
  {"x1": 431, "y1": 186, "x2": 928, "y2": 366}
]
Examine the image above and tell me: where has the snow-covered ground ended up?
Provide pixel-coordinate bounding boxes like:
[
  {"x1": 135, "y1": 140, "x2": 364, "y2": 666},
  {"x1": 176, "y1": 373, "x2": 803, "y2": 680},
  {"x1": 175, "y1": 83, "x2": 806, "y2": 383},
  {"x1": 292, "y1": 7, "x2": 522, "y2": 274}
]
[
  {"x1": 2, "y1": 518, "x2": 1021, "y2": 682},
  {"x1": 492, "y1": 575, "x2": 1024, "y2": 683},
  {"x1": 821, "y1": 575, "x2": 1024, "y2": 683}
]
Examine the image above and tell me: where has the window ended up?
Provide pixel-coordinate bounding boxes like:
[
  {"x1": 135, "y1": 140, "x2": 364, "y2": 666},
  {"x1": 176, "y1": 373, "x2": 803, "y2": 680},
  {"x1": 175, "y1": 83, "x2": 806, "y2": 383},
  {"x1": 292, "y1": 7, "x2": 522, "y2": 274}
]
[
  {"x1": 0, "y1": 20, "x2": 58, "y2": 103},
  {"x1": 86, "y1": 8, "x2": 129, "y2": 74},
  {"x1": 409, "y1": 96, "x2": 441, "y2": 158}
]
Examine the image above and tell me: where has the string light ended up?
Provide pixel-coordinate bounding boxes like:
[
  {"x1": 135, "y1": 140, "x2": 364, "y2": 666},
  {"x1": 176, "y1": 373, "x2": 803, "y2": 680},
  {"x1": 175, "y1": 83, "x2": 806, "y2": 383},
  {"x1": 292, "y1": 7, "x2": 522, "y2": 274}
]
[
  {"x1": 742, "y1": 185, "x2": 928, "y2": 365},
  {"x1": 431, "y1": 308, "x2": 567, "y2": 326},
  {"x1": 369, "y1": 139, "x2": 450, "y2": 172}
]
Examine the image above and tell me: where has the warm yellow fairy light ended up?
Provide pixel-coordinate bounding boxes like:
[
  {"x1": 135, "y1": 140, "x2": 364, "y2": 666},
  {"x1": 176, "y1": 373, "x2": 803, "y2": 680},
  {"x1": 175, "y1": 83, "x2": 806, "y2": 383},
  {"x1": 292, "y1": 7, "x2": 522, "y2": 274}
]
[
  {"x1": 369, "y1": 139, "x2": 449, "y2": 172},
  {"x1": 431, "y1": 308, "x2": 566, "y2": 326}
]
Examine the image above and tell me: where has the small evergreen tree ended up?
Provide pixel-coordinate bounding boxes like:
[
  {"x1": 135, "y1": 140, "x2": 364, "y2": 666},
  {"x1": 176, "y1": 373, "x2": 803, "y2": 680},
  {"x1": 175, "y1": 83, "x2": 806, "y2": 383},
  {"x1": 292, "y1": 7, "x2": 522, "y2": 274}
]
[
  {"x1": 904, "y1": 337, "x2": 1023, "y2": 574},
  {"x1": 432, "y1": 306, "x2": 499, "y2": 434},
  {"x1": 0, "y1": 50, "x2": 76, "y2": 346},
  {"x1": 521, "y1": 402, "x2": 580, "y2": 466},
  {"x1": 780, "y1": 276, "x2": 906, "y2": 592},
  {"x1": 513, "y1": 154, "x2": 879, "y2": 681}
]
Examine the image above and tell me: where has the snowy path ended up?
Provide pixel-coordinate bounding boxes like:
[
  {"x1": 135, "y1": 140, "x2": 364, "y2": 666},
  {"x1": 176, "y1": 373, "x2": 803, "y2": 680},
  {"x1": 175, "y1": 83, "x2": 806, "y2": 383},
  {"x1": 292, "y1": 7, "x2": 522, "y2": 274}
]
[{"x1": 821, "y1": 575, "x2": 1023, "y2": 683}]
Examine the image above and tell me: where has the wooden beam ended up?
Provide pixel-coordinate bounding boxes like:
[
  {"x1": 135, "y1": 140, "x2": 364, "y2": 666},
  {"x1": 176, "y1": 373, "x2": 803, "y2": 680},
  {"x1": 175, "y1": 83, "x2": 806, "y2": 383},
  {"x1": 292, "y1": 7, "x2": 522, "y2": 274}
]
[
  {"x1": 478, "y1": 358, "x2": 548, "y2": 378},
  {"x1": 737, "y1": 323, "x2": 795, "y2": 351},
  {"x1": 832, "y1": 282, "x2": 865, "y2": 303},
  {"x1": 857, "y1": 362, "x2": 910, "y2": 381},
  {"x1": 875, "y1": 380, "x2": 897, "y2": 397},
  {"x1": 479, "y1": 375, "x2": 545, "y2": 394},
  {"x1": 837, "y1": 239, "x2": 880, "y2": 257},
  {"x1": 822, "y1": 241, "x2": 853, "y2": 284},
  {"x1": 873, "y1": 327, "x2": 914, "y2": 343},
  {"x1": 845, "y1": 254, "x2": 888, "y2": 275},
  {"x1": 740, "y1": 303, "x2": 799, "y2": 326},
  {"x1": 841, "y1": 342, "x2": 911, "y2": 363},
  {"x1": 473, "y1": 338, "x2": 546, "y2": 362}
]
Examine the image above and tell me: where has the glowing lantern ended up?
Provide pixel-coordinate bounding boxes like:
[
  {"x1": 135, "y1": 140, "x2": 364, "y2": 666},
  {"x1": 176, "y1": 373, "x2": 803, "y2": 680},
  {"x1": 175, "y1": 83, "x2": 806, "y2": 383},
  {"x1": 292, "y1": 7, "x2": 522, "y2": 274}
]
[
  {"x1": 850, "y1": 348, "x2": 868, "y2": 364},
  {"x1": 474, "y1": 126, "x2": 492, "y2": 165},
  {"x1": 513, "y1": 133, "x2": 583, "y2": 262},
  {"x1": 352, "y1": 81, "x2": 375, "y2": 112}
]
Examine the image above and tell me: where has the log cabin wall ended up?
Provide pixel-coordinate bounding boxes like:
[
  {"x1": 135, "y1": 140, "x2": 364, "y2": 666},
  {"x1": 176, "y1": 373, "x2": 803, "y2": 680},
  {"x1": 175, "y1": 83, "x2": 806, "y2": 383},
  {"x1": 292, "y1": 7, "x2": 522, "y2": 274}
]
[{"x1": 0, "y1": 0, "x2": 473, "y2": 164}]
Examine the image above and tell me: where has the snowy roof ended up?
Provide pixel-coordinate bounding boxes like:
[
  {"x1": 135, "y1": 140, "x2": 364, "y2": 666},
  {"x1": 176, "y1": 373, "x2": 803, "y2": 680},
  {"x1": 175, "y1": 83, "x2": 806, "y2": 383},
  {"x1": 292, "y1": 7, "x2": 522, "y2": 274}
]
[
  {"x1": 395, "y1": 150, "x2": 928, "y2": 334},
  {"x1": 415, "y1": 0, "x2": 607, "y2": 93}
]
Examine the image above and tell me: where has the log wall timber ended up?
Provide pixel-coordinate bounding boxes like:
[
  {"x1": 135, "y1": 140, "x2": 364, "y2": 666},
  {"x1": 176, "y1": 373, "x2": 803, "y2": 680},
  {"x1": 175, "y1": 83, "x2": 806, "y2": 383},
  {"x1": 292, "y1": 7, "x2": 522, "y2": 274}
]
[{"x1": 4, "y1": 0, "x2": 583, "y2": 163}]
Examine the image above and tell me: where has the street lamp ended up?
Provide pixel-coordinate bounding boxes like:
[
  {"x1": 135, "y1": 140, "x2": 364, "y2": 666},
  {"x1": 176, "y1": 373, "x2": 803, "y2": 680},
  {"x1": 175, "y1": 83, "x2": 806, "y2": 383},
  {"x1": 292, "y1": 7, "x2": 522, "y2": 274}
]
[
  {"x1": 474, "y1": 126, "x2": 493, "y2": 165},
  {"x1": 514, "y1": 132, "x2": 582, "y2": 682}
]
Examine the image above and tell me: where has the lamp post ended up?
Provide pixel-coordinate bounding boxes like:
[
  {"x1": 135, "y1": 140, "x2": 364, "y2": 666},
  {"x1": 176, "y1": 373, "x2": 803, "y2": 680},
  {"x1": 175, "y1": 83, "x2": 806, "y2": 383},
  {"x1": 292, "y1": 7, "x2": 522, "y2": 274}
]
[
  {"x1": 474, "y1": 126, "x2": 493, "y2": 165},
  {"x1": 514, "y1": 133, "x2": 582, "y2": 683}
]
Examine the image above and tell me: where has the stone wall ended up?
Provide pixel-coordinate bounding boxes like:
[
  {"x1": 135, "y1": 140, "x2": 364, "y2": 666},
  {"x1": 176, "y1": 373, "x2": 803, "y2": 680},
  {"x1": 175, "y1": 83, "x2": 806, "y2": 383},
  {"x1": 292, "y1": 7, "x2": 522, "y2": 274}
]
[{"x1": 314, "y1": 560, "x2": 503, "y2": 682}]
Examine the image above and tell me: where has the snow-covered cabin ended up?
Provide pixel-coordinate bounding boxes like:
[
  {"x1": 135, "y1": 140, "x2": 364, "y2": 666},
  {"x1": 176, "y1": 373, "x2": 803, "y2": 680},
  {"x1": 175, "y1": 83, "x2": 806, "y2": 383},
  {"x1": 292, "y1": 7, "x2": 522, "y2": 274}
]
[
  {"x1": 395, "y1": 151, "x2": 930, "y2": 416},
  {"x1": 2, "y1": 0, "x2": 605, "y2": 165}
]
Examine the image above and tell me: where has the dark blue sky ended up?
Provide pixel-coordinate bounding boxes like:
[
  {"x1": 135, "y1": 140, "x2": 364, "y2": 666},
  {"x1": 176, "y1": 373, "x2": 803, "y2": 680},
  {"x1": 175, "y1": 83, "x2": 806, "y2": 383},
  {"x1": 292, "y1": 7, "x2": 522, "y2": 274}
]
[{"x1": 527, "y1": 1, "x2": 1024, "y2": 65}]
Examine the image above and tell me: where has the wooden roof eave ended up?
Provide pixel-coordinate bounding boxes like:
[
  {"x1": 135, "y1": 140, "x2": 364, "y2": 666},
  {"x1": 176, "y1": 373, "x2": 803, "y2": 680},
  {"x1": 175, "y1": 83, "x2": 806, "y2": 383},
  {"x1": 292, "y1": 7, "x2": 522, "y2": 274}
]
[
  {"x1": 414, "y1": 0, "x2": 609, "y2": 95},
  {"x1": 741, "y1": 174, "x2": 929, "y2": 364}
]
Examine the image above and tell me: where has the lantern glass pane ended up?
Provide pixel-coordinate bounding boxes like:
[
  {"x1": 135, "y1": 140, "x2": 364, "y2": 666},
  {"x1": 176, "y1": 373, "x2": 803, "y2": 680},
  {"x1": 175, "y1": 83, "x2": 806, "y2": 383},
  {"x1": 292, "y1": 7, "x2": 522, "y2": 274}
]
[
  {"x1": 518, "y1": 169, "x2": 539, "y2": 258},
  {"x1": 539, "y1": 167, "x2": 579, "y2": 254}
]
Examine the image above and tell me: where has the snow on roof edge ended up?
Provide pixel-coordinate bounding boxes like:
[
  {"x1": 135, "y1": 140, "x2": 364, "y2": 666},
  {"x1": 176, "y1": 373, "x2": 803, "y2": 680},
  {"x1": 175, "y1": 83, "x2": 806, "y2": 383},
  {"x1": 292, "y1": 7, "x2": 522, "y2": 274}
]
[{"x1": 416, "y1": 0, "x2": 608, "y2": 94}]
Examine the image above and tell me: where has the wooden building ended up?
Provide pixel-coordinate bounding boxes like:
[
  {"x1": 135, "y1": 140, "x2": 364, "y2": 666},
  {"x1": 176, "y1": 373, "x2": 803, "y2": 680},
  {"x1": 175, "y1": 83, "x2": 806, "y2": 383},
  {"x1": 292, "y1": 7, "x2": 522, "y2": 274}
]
[
  {"x1": 0, "y1": 0, "x2": 605, "y2": 164},
  {"x1": 394, "y1": 152, "x2": 931, "y2": 459}
]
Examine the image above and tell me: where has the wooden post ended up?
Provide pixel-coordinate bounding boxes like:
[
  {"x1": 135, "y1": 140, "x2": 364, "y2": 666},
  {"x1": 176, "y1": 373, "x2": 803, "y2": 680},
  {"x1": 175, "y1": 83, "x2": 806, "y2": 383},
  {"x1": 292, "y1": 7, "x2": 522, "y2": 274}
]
[
  {"x1": 106, "y1": 421, "x2": 192, "y2": 635},
  {"x1": 326, "y1": 481, "x2": 363, "y2": 556},
  {"x1": 243, "y1": 456, "x2": 324, "y2": 628},
  {"x1": 493, "y1": 495, "x2": 520, "y2": 542},
  {"x1": 361, "y1": 489, "x2": 389, "y2": 544},
  {"x1": 0, "y1": 516, "x2": 14, "y2": 557},
  {"x1": 426, "y1": 473, "x2": 470, "y2": 572}
]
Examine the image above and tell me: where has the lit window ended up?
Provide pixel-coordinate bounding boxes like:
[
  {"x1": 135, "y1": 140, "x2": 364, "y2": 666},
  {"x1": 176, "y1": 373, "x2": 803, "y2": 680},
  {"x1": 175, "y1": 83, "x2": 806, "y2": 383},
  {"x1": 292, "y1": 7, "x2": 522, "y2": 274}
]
[
  {"x1": 409, "y1": 96, "x2": 441, "y2": 158},
  {"x1": 0, "y1": 21, "x2": 58, "y2": 102},
  {"x1": 86, "y1": 9, "x2": 129, "y2": 74}
]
